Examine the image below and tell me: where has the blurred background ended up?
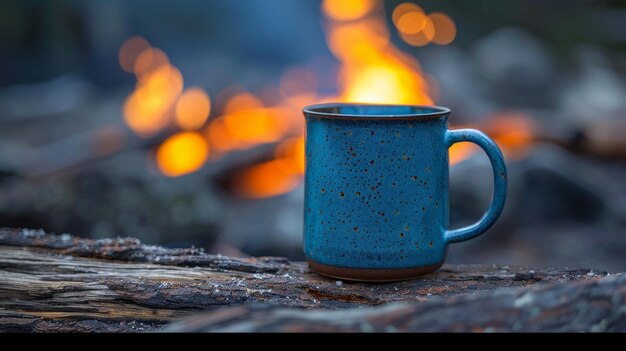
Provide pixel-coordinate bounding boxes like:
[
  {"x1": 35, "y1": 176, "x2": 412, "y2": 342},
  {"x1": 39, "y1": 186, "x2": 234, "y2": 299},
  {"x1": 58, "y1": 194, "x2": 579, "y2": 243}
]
[{"x1": 1, "y1": 0, "x2": 625, "y2": 271}]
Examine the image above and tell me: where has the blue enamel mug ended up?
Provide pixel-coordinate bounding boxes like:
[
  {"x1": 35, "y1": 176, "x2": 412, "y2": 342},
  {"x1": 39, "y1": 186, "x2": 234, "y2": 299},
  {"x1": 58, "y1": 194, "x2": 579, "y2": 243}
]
[{"x1": 303, "y1": 103, "x2": 507, "y2": 281}]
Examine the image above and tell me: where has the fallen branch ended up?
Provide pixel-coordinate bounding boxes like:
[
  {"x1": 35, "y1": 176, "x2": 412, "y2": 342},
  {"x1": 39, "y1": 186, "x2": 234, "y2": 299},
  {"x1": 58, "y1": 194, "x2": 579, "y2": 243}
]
[{"x1": 0, "y1": 228, "x2": 619, "y2": 332}]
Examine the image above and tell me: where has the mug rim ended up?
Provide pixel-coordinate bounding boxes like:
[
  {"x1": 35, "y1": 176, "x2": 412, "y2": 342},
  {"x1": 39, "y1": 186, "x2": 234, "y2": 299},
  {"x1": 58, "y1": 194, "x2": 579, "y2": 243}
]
[{"x1": 303, "y1": 102, "x2": 451, "y2": 120}]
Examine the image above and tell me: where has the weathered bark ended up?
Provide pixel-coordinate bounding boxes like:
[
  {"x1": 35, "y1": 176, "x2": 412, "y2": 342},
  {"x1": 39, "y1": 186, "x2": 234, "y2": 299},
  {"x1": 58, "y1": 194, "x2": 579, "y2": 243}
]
[
  {"x1": 0, "y1": 228, "x2": 622, "y2": 332},
  {"x1": 165, "y1": 275, "x2": 626, "y2": 332}
]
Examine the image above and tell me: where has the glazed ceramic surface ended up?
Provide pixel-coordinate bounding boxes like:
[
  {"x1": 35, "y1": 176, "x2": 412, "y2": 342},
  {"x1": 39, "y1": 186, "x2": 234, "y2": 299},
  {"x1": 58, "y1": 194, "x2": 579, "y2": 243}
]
[{"x1": 303, "y1": 103, "x2": 507, "y2": 281}]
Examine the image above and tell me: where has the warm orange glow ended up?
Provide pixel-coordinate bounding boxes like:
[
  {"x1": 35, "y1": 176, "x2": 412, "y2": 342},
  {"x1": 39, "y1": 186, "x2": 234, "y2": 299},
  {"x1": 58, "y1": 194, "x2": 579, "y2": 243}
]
[
  {"x1": 175, "y1": 87, "x2": 211, "y2": 130},
  {"x1": 392, "y1": 4, "x2": 456, "y2": 47},
  {"x1": 204, "y1": 83, "x2": 309, "y2": 159},
  {"x1": 134, "y1": 48, "x2": 170, "y2": 78},
  {"x1": 449, "y1": 142, "x2": 479, "y2": 165},
  {"x1": 322, "y1": 0, "x2": 377, "y2": 21},
  {"x1": 448, "y1": 112, "x2": 536, "y2": 164},
  {"x1": 327, "y1": 19, "x2": 390, "y2": 61},
  {"x1": 396, "y1": 11, "x2": 429, "y2": 35},
  {"x1": 145, "y1": 65, "x2": 184, "y2": 97},
  {"x1": 324, "y1": 1, "x2": 433, "y2": 105},
  {"x1": 119, "y1": 36, "x2": 151, "y2": 73},
  {"x1": 119, "y1": 2, "x2": 463, "y2": 193},
  {"x1": 484, "y1": 112, "x2": 536, "y2": 160},
  {"x1": 223, "y1": 107, "x2": 289, "y2": 145},
  {"x1": 233, "y1": 159, "x2": 303, "y2": 199},
  {"x1": 340, "y1": 63, "x2": 429, "y2": 104},
  {"x1": 123, "y1": 65, "x2": 183, "y2": 137},
  {"x1": 234, "y1": 136, "x2": 305, "y2": 199},
  {"x1": 223, "y1": 91, "x2": 264, "y2": 115},
  {"x1": 326, "y1": 16, "x2": 432, "y2": 105},
  {"x1": 398, "y1": 16, "x2": 435, "y2": 47},
  {"x1": 392, "y1": 3, "x2": 424, "y2": 26},
  {"x1": 205, "y1": 118, "x2": 241, "y2": 153},
  {"x1": 275, "y1": 136, "x2": 306, "y2": 174},
  {"x1": 156, "y1": 132, "x2": 209, "y2": 177},
  {"x1": 228, "y1": 0, "x2": 436, "y2": 198},
  {"x1": 430, "y1": 12, "x2": 457, "y2": 45}
]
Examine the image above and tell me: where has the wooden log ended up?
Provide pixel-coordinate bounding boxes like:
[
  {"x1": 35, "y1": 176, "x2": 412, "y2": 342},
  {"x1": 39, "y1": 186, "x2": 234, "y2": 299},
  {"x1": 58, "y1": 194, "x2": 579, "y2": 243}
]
[
  {"x1": 165, "y1": 274, "x2": 626, "y2": 332},
  {"x1": 0, "y1": 228, "x2": 622, "y2": 332}
]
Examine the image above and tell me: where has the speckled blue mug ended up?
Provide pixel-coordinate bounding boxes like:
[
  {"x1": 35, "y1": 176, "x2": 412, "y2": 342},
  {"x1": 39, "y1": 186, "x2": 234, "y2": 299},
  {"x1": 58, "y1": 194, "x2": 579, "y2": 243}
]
[{"x1": 302, "y1": 103, "x2": 507, "y2": 282}]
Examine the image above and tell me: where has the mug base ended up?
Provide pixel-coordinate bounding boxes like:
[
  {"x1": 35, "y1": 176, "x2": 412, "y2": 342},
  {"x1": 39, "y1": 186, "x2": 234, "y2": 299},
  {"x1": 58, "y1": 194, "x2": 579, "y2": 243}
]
[{"x1": 307, "y1": 259, "x2": 443, "y2": 282}]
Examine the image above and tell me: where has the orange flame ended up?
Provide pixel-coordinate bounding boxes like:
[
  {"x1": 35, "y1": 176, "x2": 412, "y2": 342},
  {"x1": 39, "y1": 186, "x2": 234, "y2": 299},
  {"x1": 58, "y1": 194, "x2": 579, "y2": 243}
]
[
  {"x1": 326, "y1": 2, "x2": 432, "y2": 105},
  {"x1": 231, "y1": 0, "x2": 434, "y2": 198},
  {"x1": 119, "y1": 4, "x2": 518, "y2": 200},
  {"x1": 322, "y1": 0, "x2": 378, "y2": 22}
]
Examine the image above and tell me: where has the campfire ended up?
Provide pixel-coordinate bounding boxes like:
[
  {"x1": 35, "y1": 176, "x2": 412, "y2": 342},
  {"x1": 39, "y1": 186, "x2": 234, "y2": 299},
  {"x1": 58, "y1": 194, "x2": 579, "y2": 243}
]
[
  {"x1": 117, "y1": 0, "x2": 535, "y2": 200},
  {"x1": 0, "y1": 0, "x2": 623, "y2": 272},
  {"x1": 1, "y1": 0, "x2": 625, "y2": 334}
]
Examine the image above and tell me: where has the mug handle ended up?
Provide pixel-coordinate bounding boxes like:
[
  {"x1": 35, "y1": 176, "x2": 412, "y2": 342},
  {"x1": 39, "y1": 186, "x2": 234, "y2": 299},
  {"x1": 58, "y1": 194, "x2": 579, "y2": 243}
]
[{"x1": 444, "y1": 129, "x2": 507, "y2": 243}]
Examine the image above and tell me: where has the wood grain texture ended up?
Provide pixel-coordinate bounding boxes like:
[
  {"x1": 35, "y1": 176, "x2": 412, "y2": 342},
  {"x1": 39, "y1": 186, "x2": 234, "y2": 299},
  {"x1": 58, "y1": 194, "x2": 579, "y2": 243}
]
[
  {"x1": 0, "y1": 228, "x2": 622, "y2": 332},
  {"x1": 165, "y1": 274, "x2": 626, "y2": 332}
]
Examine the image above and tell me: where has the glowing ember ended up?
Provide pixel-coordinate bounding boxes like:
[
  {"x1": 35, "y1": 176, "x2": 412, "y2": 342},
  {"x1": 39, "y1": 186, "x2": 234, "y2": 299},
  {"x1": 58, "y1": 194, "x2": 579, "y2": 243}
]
[
  {"x1": 156, "y1": 132, "x2": 209, "y2": 177},
  {"x1": 175, "y1": 87, "x2": 211, "y2": 130}
]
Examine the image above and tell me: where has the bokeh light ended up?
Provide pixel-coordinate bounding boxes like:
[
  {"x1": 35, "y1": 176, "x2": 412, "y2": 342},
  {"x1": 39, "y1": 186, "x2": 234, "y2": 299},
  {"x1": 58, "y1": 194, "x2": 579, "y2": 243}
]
[
  {"x1": 123, "y1": 65, "x2": 183, "y2": 136},
  {"x1": 175, "y1": 87, "x2": 211, "y2": 130},
  {"x1": 134, "y1": 47, "x2": 170, "y2": 78},
  {"x1": 398, "y1": 16, "x2": 435, "y2": 47},
  {"x1": 430, "y1": 12, "x2": 457, "y2": 45},
  {"x1": 156, "y1": 132, "x2": 210, "y2": 177},
  {"x1": 118, "y1": 36, "x2": 151, "y2": 73},
  {"x1": 396, "y1": 10, "x2": 429, "y2": 35},
  {"x1": 392, "y1": 2, "x2": 424, "y2": 27}
]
